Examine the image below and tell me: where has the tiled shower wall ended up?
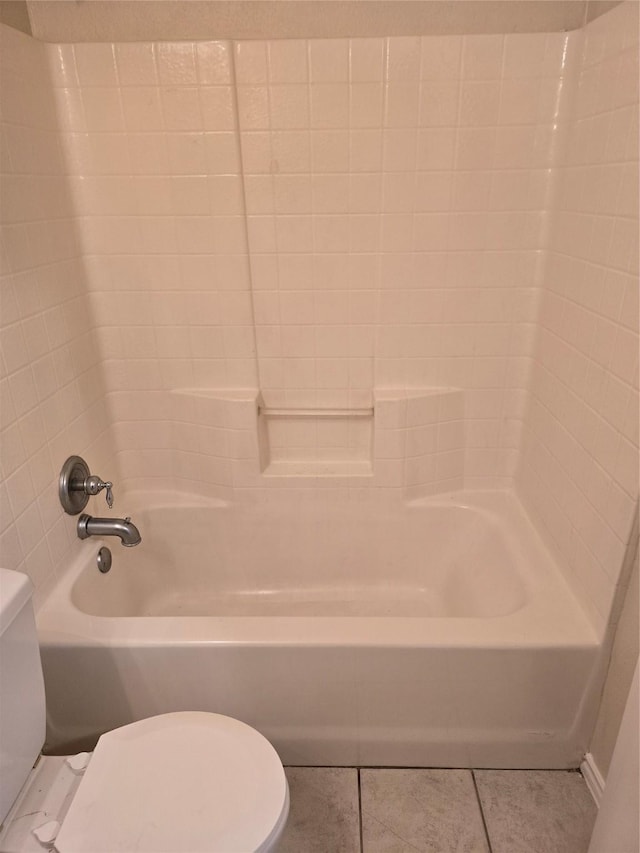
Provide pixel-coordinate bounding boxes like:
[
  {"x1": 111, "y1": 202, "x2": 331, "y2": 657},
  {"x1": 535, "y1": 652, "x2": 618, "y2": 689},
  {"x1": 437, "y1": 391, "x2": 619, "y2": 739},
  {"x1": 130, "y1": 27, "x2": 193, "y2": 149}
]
[
  {"x1": 518, "y1": 1, "x2": 639, "y2": 631},
  {"x1": 48, "y1": 28, "x2": 579, "y2": 494},
  {"x1": 53, "y1": 39, "x2": 256, "y2": 391},
  {"x1": 48, "y1": 40, "x2": 260, "y2": 493},
  {"x1": 238, "y1": 32, "x2": 574, "y2": 485},
  {"x1": 0, "y1": 4, "x2": 637, "y2": 624},
  {"x1": 0, "y1": 24, "x2": 118, "y2": 604}
]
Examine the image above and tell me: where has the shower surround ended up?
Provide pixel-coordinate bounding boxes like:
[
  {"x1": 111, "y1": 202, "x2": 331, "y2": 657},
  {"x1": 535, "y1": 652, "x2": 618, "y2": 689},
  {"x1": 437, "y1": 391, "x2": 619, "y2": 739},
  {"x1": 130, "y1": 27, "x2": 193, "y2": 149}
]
[
  {"x1": 58, "y1": 27, "x2": 564, "y2": 498},
  {"x1": 43, "y1": 5, "x2": 637, "y2": 630},
  {"x1": 0, "y1": 0, "x2": 637, "y2": 699}
]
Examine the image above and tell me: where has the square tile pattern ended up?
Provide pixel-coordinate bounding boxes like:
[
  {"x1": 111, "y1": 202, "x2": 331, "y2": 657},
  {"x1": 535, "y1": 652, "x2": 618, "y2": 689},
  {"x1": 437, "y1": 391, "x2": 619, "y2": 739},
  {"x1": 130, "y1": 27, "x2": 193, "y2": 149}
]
[
  {"x1": 1, "y1": 1, "x2": 637, "y2": 639},
  {"x1": 279, "y1": 767, "x2": 597, "y2": 852}
]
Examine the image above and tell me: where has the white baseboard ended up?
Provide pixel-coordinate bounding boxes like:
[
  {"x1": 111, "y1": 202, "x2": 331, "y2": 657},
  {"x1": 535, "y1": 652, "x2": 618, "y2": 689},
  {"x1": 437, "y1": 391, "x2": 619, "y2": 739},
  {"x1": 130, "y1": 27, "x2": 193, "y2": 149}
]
[{"x1": 581, "y1": 752, "x2": 605, "y2": 807}]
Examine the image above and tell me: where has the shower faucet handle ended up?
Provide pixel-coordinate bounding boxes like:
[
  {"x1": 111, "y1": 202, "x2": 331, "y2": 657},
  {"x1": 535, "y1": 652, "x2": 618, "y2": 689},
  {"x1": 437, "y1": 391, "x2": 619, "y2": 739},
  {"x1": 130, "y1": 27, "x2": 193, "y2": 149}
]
[
  {"x1": 59, "y1": 456, "x2": 116, "y2": 514},
  {"x1": 85, "y1": 475, "x2": 114, "y2": 509}
]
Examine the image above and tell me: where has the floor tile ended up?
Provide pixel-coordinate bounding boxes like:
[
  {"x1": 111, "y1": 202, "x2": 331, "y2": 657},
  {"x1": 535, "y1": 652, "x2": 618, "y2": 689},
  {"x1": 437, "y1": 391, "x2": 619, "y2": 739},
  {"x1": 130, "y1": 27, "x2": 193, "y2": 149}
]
[
  {"x1": 474, "y1": 769, "x2": 597, "y2": 853},
  {"x1": 361, "y1": 768, "x2": 490, "y2": 852},
  {"x1": 278, "y1": 767, "x2": 361, "y2": 853}
]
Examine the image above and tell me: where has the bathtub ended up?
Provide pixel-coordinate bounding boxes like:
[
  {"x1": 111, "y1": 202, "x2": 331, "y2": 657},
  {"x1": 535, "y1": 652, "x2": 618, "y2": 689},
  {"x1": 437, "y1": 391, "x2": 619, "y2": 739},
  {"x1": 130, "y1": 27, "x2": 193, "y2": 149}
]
[{"x1": 37, "y1": 490, "x2": 600, "y2": 768}]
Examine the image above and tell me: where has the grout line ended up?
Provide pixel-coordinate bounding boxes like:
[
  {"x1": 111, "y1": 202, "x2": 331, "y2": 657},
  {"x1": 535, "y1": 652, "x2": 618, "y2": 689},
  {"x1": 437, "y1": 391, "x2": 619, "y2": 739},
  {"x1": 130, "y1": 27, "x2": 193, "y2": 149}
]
[
  {"x1": 357, "y1": 768, "x2": 364, "y2": 853},
  {"x1": 471, "y1": 770, "x2": 495, "y2": 853},
  {"x1": 284, "y1": 763, "x2": 584, "y2": 771}
]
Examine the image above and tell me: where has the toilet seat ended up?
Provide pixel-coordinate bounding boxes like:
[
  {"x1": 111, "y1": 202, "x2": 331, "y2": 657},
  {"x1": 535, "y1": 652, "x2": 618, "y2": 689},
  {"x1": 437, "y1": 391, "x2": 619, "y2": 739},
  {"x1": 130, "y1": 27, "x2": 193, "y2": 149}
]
[{"x1": 54, "y1": 712, "x2": 289, "y2": 853}]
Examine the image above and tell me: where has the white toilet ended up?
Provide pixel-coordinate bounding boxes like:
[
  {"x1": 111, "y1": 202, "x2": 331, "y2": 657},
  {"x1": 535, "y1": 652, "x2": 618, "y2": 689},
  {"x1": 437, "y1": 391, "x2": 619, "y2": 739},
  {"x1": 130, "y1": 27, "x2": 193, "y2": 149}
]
[{"x1": 0, "y1": 568, "x2": 289, "y2": 852}]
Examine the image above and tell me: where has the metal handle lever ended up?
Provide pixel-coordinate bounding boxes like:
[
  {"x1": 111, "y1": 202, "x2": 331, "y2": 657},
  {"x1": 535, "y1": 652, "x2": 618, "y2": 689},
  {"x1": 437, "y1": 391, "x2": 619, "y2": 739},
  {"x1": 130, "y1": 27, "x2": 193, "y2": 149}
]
[{"x1": 84, "y1": 475, "x2": 114, "y2": 508}]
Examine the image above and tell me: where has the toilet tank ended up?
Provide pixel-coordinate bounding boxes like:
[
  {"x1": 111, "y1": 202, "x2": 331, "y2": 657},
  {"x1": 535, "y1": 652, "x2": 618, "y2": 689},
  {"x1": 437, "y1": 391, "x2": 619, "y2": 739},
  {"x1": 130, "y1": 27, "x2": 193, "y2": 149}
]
[{"x1": 0, "y1": 569, "x2": 46, "y2": 823}]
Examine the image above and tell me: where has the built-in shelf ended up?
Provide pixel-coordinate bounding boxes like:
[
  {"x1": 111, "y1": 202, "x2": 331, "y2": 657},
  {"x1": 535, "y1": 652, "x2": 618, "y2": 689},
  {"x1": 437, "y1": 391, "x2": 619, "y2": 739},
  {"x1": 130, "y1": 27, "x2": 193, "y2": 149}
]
[
  {"x1": 262, "y1": 460, "x2": 374, "y2": 477},
  {"x1": 259, "y1": 407, "x2": 373, "y2": 419},
  {"x1": 258, "y1": 403, "x2": 374, "y2": 477}
]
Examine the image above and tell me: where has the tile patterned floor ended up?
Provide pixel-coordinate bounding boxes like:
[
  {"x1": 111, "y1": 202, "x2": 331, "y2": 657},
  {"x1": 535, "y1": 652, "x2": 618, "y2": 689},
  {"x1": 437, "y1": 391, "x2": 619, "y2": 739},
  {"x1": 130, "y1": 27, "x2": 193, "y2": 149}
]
[
  {"x1": 279, "y1": 768, "x2": 361, "y2": 853},
  {"x1": 278, "y1": 767, "x2": 597, "y2": 853}
]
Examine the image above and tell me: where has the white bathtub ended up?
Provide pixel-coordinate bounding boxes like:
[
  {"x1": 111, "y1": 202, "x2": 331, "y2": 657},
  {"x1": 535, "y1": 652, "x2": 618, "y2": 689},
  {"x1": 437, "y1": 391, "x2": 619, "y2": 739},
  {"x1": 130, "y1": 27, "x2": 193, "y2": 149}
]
[{"x1": 37, "y1": 490, "x2": 600, "y2": 768}]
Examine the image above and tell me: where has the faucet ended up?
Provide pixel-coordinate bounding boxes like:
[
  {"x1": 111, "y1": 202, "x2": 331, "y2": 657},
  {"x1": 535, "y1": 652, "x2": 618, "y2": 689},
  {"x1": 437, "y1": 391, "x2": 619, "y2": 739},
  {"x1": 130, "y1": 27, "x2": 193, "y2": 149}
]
[{"x1": 77, "y1": 514, "x2": 142, "y2": 547}]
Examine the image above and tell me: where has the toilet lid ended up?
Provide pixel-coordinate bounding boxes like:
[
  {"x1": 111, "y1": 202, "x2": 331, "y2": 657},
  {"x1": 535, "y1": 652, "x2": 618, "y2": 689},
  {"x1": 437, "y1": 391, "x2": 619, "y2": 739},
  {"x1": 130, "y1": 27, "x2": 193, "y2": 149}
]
[{"x1": 54, "y1": 712, "x2": 289, "y2": 853}]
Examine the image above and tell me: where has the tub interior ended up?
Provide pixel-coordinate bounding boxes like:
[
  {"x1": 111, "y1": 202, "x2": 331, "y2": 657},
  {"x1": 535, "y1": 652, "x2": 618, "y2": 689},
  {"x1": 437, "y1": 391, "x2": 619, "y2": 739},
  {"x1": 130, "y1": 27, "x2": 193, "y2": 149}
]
[{"x1": 71, "y1": 500, "x2": 527, "y2": 619}]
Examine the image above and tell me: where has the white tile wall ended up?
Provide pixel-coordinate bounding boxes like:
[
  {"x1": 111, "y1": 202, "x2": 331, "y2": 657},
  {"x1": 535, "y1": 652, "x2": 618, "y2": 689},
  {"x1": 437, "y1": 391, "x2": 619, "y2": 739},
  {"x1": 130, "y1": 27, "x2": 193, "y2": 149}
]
[
  {"x1": 107, "y1": 386, "x2": 462, "y2": 498},
  {"x1": 375, "y1": 388, "x2": 465, "y2": 499},
  {"x1": 0, "y1": 24, "x2": 118, "y2": 603},
  {"x1": 49, "y1": 38, "x2": 257, "y2": 396},
  {"x1": 518, "y1": 1, "x2": 639, "y2": 633},
  {"x1": 42, "y1": 30, "x2": 581, "y2": 493},
  {"x1": 46, "y1": 38, "x2": 261, "y2": 494},
  {"x1": 236, "y1": 32, "x2": 576, "y2": 486}
]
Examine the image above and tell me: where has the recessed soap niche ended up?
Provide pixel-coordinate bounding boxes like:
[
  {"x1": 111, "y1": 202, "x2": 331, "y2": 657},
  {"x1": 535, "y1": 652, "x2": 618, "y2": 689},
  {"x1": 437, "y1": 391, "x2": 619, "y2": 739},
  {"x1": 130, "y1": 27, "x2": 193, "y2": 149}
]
[
  {"x1": 160, "y1": 387, "x2": 464, "y2": 492},
  {"x1": 258, "y1": 400, "x2": 374, "y2": 477}
]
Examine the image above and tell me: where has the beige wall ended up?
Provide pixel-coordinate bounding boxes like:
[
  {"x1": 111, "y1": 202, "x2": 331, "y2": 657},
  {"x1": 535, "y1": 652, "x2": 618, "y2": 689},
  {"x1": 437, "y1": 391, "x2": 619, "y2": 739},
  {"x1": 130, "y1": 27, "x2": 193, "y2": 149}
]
[
  {"x1": 585, "y1": 0, "x2": 626, "y2": 22},
  {"x1": 0, "y1": 1, "x2": 30, "y2": 35},
  {"x1": 26, "y1": 0, "x2": 622, "y2": 43},
  {"x1": 590, "y1": 540, "x2": 639, "y2": 778}
]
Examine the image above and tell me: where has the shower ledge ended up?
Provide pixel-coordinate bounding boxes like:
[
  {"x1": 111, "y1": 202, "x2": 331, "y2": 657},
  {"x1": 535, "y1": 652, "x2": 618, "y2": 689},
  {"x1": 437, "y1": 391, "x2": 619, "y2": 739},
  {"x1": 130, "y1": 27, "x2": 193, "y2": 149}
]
[{"x1": 262, "y1": 460, "x2": 373, "y2": 478}]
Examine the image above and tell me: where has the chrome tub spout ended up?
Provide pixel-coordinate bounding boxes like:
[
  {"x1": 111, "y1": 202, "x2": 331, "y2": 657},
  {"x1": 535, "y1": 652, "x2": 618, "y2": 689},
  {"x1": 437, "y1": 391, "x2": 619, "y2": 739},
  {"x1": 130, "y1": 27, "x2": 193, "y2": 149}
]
[{"x1": 77, "y1": 514, "x2": 142, "y2": 547}]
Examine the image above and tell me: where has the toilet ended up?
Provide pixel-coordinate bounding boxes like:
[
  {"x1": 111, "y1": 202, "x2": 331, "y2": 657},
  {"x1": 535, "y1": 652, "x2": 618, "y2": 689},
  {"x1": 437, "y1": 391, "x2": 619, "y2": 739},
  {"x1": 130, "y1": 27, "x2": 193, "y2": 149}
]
[{"x1": 0, "y1": 569, "x2": 289, "y2": 852}]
